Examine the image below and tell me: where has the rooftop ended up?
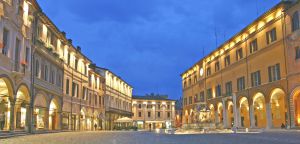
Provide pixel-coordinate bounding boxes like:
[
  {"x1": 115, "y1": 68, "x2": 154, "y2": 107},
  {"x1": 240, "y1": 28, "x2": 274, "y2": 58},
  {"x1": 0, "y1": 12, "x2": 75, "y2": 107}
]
[{"x1": 133, "y1": 93, "x2": 175, "y2": 101}]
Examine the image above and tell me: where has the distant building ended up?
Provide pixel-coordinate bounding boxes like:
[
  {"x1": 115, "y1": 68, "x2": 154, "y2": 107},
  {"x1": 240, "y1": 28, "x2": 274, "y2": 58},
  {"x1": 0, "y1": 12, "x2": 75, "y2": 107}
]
[
  {"x1": 132, "y1": 94, "x2": 176, "y2": 130},
  {"x1": 175, "y1": 97, "x2": 183, "y2": 128}
]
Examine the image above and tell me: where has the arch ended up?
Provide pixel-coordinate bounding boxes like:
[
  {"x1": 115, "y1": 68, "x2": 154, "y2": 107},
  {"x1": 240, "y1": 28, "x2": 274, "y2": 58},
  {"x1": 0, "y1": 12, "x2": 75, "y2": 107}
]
[
  {"x1": 291, "y1": 86, "x2": 300, "y2": 127},
  {"x1": 239, "y1": 97, "x2": 250, "y2": 128},
  {"x1": 270, "y1": 88, "x2": 286, "y2": 128},
  {"x1": 0, "y1": 76, "x2": 14, "y2": 131},
  {"x1": 0, "y1": 76, "x2": 14, "y2": 99},
  {"x1": 227, "y1": 101, "x2": 234, "y2": 128},
  {"x1": 15, "y1": 84, "x2": 30, "y2": 103},
  {"x1": 253, "y1": 93, "x2": 267, "y2": 128},
  {"x1": 49, "y1": 97, "x2": 60, "y2": 130}
]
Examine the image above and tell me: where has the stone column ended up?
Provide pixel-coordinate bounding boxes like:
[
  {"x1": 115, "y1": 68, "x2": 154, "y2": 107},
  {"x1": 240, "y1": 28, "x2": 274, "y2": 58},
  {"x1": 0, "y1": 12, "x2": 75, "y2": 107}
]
[
  {"x1": 9, "y1": 101, "x2": 15, "y2": 132},
  {"x1": 25, "y1": 104, "x2": 30, "y2": 132},
  {"x1": 57, "y1": 111, "x2": 62, "y2": 130},
  {"x1": 215, "y1": 110, "x2": 219, "y2": 126},
  {"x1": 266, "y1": 103, "x2": 272, "y2": 129},
  {"x1": 233, "y1": 94, "x2": 239, "y2": 128},
  {"x1": 45, "y1": 108, "x2": 49, "y2": 130},
  {"x1": 236, "y1": 107, "x2": 241, "y2": 128},
  {"x1": 222, "y1": 99, "x2": 228, "y2": 128},
  {"x1": 249, "y1": 105, "x2": 255, "y2": 128}
]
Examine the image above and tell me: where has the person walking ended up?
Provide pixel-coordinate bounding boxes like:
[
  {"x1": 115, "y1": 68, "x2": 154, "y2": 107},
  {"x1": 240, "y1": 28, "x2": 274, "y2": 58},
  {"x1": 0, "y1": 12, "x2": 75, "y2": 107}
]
[
  {"x1": 94, "y1": 123, "x2": 98, "y2": 131},
  {"x1": 0, "y1": 112, "x2": 5, "y2": 130}
]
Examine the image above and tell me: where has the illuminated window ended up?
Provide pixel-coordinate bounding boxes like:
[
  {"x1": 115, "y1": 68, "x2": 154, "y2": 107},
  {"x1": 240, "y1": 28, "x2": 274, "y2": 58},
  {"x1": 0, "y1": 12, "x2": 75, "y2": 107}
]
[
  {"x1": 266, "y1": 28, "x2": 277, "y2": 44},
  {"x1": 268, "y1": 63, "x2": 281, "y2": 82},
  {"x1": 250, "y1": 39, "x2": 258, "y2": 54},
  {"x1": 224, "y1": 55, "x2": 230, "y2": 67},
  {"x1": 215, "y1": 85, "x2": 222, "y2": 97},
  {"x1": 251, "y1": 71, "x2": 261, "y2": 87},
  {"x1": 207, "y1": 67, "x2": 211, "y2": 76},
  {"x1": 215, "y1": 61, "x2": 220, "y2": 72},
  {"x1": 236, "y1": 48, "x2": 243, "y2": 61},
  {"x1": 292, "y1": 11, "x2": 299, "y2": 32},
  {"x1": 237, "y1": 76, "x2": 245, "y2": 91},
  {"x1": 225, "y1": 81, "x2": 232, "y2": 96}
]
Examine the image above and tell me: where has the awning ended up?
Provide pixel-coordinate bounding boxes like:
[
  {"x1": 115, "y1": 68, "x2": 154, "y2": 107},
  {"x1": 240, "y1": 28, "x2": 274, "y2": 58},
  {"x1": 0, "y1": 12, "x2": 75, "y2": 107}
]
[{"x1": 114, "y1": 117, "x2": 133, "y2": 123}]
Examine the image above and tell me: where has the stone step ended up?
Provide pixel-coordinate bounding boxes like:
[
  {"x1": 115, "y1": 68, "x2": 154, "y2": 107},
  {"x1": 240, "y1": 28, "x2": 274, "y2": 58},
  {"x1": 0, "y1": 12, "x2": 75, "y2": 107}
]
[{"x1": 0, "y1": 131, "x2": 30, "y2": 139}]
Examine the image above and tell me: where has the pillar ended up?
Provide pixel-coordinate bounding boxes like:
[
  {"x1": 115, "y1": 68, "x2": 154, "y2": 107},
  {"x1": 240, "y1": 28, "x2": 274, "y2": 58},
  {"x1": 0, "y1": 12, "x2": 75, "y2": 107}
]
[
  {"x1": 236, "y1": 107, "x2": 241, "y2": 128},
  {"x1": 222, "y1": 100, "x2": 228, "y2": 128},
  {"x1": 45, "y1": 108, "x2": 49, "y2": 130},
  {"x1": 25, "y1": 104, "x2": 30, "y2": 132},
  {"x1": 249, "y1": 105, "x2": 255, "y2": 128},
  {"x1": 57, "y1": 111, "x2": 62, "y2": 130},
  {"x1": 215, "y1": 110, "x2": 219, "y2": 125},
  {"x1": 233, "y1": 94, "x2": 239, "y2": 128},
  {"x1": 266, "y1": 103, "x2": 272, "y2": 129},
  {"x1": 9, "y1": 101, "x2": 15, "y2": 132}
]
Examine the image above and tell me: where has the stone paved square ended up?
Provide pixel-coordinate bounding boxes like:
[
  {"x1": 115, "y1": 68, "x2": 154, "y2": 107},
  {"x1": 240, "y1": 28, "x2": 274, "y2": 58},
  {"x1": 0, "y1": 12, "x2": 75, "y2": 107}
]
[{"x1": 1, "y1": 131, "x2": 300, "y2": 144}]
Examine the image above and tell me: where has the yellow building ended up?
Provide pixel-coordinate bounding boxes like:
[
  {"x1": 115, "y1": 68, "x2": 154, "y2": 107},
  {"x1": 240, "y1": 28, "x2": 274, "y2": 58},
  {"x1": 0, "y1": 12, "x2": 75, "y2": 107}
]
[
  {"x1": 132, "y1": 94, "x2": 176, "y2": 130},
  {"x1": 96, "y1": 67, "x2": 133, "y2": 130},
  {"x1": 182, "y1": 0, "x2": 300, "y2": 129},
  {"x1": 0, "y1": 0, "x2": 106, "y2": 133}
]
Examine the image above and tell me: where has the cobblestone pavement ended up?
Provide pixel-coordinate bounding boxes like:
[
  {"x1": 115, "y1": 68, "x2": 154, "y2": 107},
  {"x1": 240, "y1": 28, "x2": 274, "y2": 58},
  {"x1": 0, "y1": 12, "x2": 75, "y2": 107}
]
[{"x1": 1, "y1": 131, "x2": 300, "y2": 144}]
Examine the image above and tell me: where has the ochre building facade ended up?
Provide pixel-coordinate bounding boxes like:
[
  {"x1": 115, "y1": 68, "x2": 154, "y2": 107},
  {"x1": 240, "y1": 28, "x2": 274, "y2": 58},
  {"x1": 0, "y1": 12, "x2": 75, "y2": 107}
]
[{"x1": 182, "y1": 0, "x2": 300, "y2": 129}]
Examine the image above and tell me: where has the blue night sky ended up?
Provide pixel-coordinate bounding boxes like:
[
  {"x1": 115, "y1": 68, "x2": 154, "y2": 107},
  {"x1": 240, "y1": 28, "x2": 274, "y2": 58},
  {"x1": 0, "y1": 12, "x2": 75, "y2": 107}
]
[{"x1": 37, "y1": 0, "x2": 280, "y2": 100}]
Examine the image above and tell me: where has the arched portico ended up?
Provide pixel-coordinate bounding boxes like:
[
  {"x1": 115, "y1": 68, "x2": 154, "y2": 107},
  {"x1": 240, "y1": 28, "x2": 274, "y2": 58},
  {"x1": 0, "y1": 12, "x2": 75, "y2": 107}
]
[
  {"x1": 0, "y1": 77, "x2": 14, "y2": 131},
  {"x1": 34, "y1": 93, "x2": 48, "y2": 130},
  {"x1": 239, "y1": 97, "x2": 250, "y2": 128},
  {"x1": 270, "y1": 88, "x2": 286, "y2": 128},
  {"x1": 227, "y1": 101, "x2": 234, "y2": 128},
  {"x1": 291, "y1": 86, "x2": 300, "y2": 127},
  {"x1": 252, "y1": 93, "x2": 267, "y2": 128},
  {"x1": 14, "y1": 84, "x2": 30, "y2": 130},
  {"x1": 217, "y1": 103, "x2": 223, "y2": 127},
  {"x1": 209, "y1": 104, "x2": 215, "y2": 123},
  {"x1": 49, "y1": 98, "x2": 60, "y2": 130}
]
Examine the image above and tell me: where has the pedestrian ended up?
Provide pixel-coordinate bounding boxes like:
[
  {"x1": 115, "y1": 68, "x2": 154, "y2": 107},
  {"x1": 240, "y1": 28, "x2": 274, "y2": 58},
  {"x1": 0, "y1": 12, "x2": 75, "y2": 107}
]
[
  {"x1": 281, "y1": 123, "x2": 285, "y2": 129},
  {"x1": 94, "y1": 123, "x2": 97, "y2": 131},
  {"x1": 0, "y1": 112, "x2": 5, "y2": 130}
]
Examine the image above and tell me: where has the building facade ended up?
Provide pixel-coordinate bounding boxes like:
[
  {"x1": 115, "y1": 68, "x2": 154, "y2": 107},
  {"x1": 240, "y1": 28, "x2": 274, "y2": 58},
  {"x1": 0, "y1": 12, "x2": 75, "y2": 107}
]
[
  {"x1": 132, "y1": 94, "x2": 176, "y2": 130},
  {"x1": 0, "y1": 0, "x2": 107, "y2": 133},
  {"x1": 96, "y1": 67, "x2": 133, "y2": 130},
  {"x1": 182, "y1": 0, "x2": 300, "y2": 129}
]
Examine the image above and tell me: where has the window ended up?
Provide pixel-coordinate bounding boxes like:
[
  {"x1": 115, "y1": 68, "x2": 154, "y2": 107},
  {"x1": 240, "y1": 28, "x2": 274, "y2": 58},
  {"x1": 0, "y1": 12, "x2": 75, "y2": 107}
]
[
  {"x1": 157, "y1": 112, "x2": 161, "y2": 118},
  {"x1": 167, "y1": 104, "x2": 170, "y2": 110},
  {"x1": 215, "y1": 62, "x2": 220, "y2": 72},
  {"x1": 2, "y1": 28, "x2": 9, "y2": 56},
  {"x1": 194, "y1": 94, "x2": 198, "y2": 102},
  {"x1": 188, "y1": 78, "x2": 191, "y2": 86},
  {"x1": 50, "y1": 69, "x2": 55, "y2": 84},
  {"x1": 66, "y1": 79, "x2": 70, "y2": 95},
  {"x1": 200, "y1": 91, "x2": 205, "y2": 102},
  {"x1": 138, "y1": 112, "x2": 142, "y2": 117},
  {"x1": 157, "y1": 103, "x2": 161, "y2": 110},
  {"x1": 88, "y1": 75, "x2": 92, "y2": 87},
  {"x1": 35, "y1": 60, "x2": 39, "y2": 77},
  {"x1": 250, "y1": 39, "x2": 258, "y2": 54},
  {"x1": 95, "y1": 95, "x2": 98, "y2": 105},
  {"x1": 84, "y1": 65, "x2": 87, "y2": 75},
  {"x1": 82, "y1": 87, "x2": 87, "y2": 100},
  {"x1": 25, "y1": 47, "x2": 30, "y2": 63},
  {"x1": 236, "y1": 48, "x2": 243, "y2": 61},
  {"x1": 215, "y1": 85, "x2": 222, "y2": 97},
  {"x1": 72, "y1": 82, "x2": 78, "y2": 97},
  {"x1": 167, "y1": 112, "x2": 170, "y2": 118},
  {"x1": 15, "y1": 38, "x2": 20, "y2": 71},
  {"x1": 266, "y1": 28, "x2": 277, "y2": 44},
  {"x1": 57, "y1": 73, "x2": 62, "y2": 87},
  {"x1": 74, "y1": 59, "x2": 78, "y2": 70},
  {"x1": 207, "y1": 67, "x2": 211, "y2": 76},
  {"x1": 251, "y1": 71, "x2": 261, "y2": 87},
  {"x1": 67, "y1": 53, "x2": 70, "y2": 65},
  {"x1": 148, "y1": 112, "x2": 151, "y2": 117},
  {"x1": 194, "y1": 76, "x2": 197, "y2": 84},
  {"x1": 44, "y1": 65, "x2": 48, "y2": 81},
  {"x1": 189, "y1": 96, "x2": 192, "y2": 105},
  {"x1": 207, "y1": 88, "x2": 212, "y2": 99},
  {"x1": 184, "y1": 98, "x2": 187, "y2": 106},
  {"x1": 237, "y1": 76, "x2": 245, "y2": 92},
  {"x1": 225, "y1": 55, "x2": 230, "y2": 67},
  {"x1": 296, "y1": 47, "x2": 300, "y2": 60},
  {"x1": 183, "y1": 81, "x2": 187, "y2": 88},
  {"x1": 147, "y1": 104, "x2": 152, "y2": 109},
  {"x1": 292, "y1": 11, "x2": 299, "y2": 32},
  {"x1": 225, "y1": 81, "x2": 232, "y2": 96},
  {"x1": 268, "y1": 64, "x2": 281, "y2": 82},
  {"x1": 138, "y1": 104, "x2": 142, "y2": 109}
]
